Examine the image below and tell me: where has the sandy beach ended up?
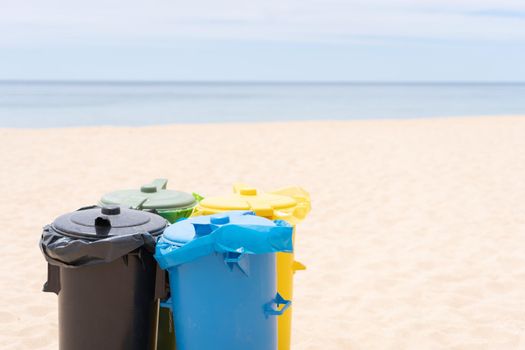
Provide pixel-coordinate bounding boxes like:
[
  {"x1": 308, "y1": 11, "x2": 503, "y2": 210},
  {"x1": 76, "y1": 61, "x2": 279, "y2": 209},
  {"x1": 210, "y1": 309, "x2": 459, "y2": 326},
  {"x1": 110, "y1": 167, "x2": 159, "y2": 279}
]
[{"x1": 2, "y1": 116, "x2": 525, "y2": 350}]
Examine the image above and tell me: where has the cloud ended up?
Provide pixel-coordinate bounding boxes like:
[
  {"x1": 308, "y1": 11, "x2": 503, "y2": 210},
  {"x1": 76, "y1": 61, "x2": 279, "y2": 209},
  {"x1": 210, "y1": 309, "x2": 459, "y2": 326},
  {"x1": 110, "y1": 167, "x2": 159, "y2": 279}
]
[
  {"x1": 466, "y1": 9, "x2": 525, "y2": 19},
  {"x1": 0, "y1": 0, "x2": 525, "y2": 47}
]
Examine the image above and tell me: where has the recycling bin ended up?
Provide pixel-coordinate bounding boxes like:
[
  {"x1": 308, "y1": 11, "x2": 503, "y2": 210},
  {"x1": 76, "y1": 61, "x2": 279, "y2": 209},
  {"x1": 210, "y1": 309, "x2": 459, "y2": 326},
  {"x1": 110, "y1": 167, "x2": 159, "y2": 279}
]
[
  {"x1": 40, "y1": 205, "x2": 168, "y2": 350},
  {"x1": 100, "y1": 178, "x2": 200, "y2": 350},
  {"x1": 192, "y1": 184, "x2": 310, "y2": 350},
  {"x1": 154, "y1": 211, "x2": 294, "y2": 350}
]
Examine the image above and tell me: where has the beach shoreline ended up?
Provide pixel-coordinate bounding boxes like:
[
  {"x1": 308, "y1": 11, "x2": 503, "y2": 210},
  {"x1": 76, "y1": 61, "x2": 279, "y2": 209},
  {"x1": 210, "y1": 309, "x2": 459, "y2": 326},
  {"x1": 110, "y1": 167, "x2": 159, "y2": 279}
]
[{"x1": 2, "y1": 116, "x2": 525, "y2": 349}]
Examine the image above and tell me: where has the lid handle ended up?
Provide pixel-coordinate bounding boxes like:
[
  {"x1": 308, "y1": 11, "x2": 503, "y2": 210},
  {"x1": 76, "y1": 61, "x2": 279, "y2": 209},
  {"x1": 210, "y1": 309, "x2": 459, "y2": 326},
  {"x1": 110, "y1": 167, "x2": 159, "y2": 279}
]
[
  {"x1": 233, "y1": 183, "x2": 251, "y2": 194},
  {"x1": 101, "y1": 205, "x2": 121, "y2": 215},
  {"x1": 94, "y1": 216, "x2": 112, "y2": 235},
  {"x1": 233, "y1": 183, "x2": 258, "y2": 196},
  {"x1": 152, "y1": 178, "x2": 168, "y2": 190},
  {"x1": 141, "y1": 179, "x2": 167, "y2": 193},
  {"x1": 192, "y1": 223, "x2": 213, "y2": 236},
  {"x1": 210, "y1": 214, "x2": 230, "y2": 225}
]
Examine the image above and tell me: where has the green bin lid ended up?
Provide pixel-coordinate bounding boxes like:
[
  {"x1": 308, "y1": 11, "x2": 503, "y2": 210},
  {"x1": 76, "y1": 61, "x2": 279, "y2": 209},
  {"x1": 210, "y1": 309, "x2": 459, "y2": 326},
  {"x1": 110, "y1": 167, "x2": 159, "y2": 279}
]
[{"x1": 100, "y1": 179, "x2": 197, "y2": 211}]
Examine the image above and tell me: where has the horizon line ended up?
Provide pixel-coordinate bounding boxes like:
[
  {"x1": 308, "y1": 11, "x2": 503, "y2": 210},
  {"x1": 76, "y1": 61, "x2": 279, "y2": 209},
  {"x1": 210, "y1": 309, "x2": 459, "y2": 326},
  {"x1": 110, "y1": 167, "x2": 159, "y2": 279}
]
[{"x1": 0, "y1": 79, "x2": 525, "y2": 85}]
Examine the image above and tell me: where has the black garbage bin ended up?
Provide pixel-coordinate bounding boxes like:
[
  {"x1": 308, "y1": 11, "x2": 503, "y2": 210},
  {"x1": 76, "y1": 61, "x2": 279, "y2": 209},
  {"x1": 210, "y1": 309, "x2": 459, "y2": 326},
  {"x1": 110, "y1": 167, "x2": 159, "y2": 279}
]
[{"x1": 40, "y1": 205, "x2": 168, "y2": 350}]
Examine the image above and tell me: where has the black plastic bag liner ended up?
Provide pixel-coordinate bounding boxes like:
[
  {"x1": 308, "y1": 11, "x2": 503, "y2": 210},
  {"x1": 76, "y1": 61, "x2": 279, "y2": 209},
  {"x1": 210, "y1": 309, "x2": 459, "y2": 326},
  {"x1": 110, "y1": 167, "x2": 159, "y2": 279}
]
[
  {"x1": 40, "y1": 205, "x2": 166, "y2": 268},
  {"x1": 41, "y1": 225, "x2": 156, "y2": 267}
]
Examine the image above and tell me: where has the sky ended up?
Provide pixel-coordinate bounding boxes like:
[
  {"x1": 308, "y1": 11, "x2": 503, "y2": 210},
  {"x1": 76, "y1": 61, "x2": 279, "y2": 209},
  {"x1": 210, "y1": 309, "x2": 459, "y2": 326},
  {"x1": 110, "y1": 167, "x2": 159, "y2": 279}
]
[{"x1": 1, "y1": 0, "x2": 525, "y2": 82}]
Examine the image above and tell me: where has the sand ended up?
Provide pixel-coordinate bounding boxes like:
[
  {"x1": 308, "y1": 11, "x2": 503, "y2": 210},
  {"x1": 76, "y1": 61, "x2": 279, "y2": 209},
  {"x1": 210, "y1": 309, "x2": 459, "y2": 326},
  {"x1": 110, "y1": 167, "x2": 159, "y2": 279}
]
[{"x1": 1, "y1": 116, "x2": 525, "y2": 350}]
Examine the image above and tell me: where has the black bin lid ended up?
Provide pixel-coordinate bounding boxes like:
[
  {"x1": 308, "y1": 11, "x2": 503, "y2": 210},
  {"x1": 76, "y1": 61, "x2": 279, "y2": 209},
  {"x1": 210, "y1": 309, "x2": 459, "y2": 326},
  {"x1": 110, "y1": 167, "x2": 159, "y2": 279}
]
[{"x1": 51, "y1": 205, "x2": 167, "y2": 240}]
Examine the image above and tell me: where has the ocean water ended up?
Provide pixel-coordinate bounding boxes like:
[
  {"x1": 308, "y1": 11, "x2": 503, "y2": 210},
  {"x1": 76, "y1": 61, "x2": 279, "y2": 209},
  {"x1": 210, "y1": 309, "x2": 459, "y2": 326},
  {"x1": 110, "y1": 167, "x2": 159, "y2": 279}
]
[{"x1": 0, "y1": 82, "x2": 524, "y2": 128}]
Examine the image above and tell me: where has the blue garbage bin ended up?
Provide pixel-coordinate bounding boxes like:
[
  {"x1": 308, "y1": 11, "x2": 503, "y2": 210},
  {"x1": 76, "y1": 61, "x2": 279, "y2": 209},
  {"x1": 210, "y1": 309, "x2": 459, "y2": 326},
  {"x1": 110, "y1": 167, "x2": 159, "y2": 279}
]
[{"x1": 154, "y1": 211, "x2": 294, "y2": 350}]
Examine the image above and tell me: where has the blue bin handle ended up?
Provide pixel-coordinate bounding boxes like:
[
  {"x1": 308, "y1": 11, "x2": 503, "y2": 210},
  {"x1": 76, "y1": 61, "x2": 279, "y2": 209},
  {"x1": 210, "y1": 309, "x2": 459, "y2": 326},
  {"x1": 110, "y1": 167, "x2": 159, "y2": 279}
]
[
  {"x1": 264, "y1": 293, "x2": 291, "y2": 317},
  {"x1": 224, "y1": 252, "x2": 250, "y2": 276},
  {"x1": 160, "y1": 297, "x2": 172, "y2": 309}
]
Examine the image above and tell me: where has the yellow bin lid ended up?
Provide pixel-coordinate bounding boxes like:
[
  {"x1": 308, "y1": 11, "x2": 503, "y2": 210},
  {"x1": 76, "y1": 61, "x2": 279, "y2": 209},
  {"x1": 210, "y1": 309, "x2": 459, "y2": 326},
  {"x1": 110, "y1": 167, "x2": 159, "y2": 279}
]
[{"x1": 195, "y1": 183, "x2": 311, "y2": 224}]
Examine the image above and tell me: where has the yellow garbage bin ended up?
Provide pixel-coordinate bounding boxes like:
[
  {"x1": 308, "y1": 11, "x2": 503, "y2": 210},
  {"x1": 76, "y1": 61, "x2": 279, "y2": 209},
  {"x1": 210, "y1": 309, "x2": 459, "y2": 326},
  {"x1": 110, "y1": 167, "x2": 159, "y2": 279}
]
[{"x1": 193, "y1": 183, "x2": 311, "y2": 350}]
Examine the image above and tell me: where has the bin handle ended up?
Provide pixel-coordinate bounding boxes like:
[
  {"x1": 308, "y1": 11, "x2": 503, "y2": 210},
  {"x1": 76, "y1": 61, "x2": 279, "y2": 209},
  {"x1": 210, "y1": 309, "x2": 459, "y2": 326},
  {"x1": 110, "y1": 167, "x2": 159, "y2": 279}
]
[
  {"x1": 264, "y1": 293, "x2": 291, "y2": 317},
  {"x1": 128, "y1": 197, "x2": 148, "y2": 210},
  {"x1": 292, "y1": 260, "x2": 306, "y2": 273},
  {"x1": 43, "y1": 264, "x2": 61, "y2": 295},
  {"x1": 154, "y1": 265, "x2": 169, "y2": 300},
  {"x1": 192, "y1": 192, "x2": 204, "y2": 202},
  {"x1": 224, "y1": 252, "x2": 250, "y2": 276},
  {"x1": 160, "y1": 297, "x2": 172, "y2": 309}
]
